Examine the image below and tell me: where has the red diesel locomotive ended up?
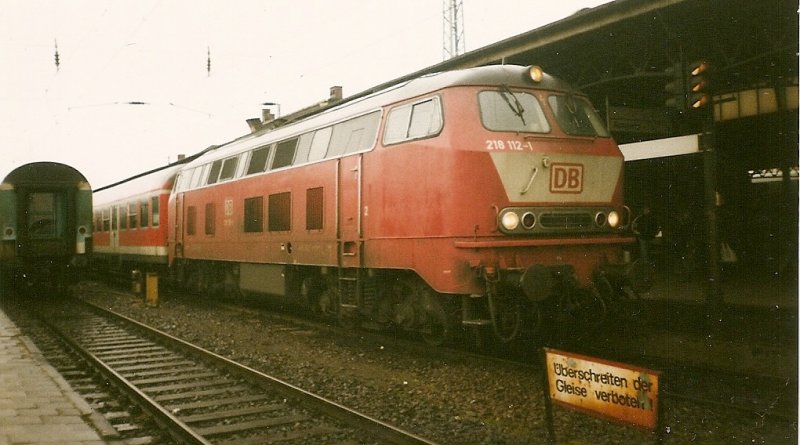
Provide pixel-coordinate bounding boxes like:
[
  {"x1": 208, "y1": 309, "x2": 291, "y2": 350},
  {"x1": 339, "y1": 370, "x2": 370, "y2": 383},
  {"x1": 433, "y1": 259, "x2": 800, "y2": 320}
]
[{"x1": 94, "y1": 65, "x2": 646, "y2": 344}]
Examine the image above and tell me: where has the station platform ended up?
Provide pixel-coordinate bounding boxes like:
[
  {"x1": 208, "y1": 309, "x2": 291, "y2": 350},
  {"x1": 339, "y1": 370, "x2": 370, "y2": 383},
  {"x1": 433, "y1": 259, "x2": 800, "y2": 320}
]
[
  {"x1": 617, "y1": 266, "x2": 798, "y2": 380},
  {"x1": 0, "y1": 309, "x2": 108, "y2": 445}
]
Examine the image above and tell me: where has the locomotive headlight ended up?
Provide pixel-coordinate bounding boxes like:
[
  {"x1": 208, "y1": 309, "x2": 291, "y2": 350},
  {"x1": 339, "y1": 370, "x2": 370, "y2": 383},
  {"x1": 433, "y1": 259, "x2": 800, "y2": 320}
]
[
  {"x1": 527, "y1": 65, "x2": 544, "y2": 83},
  {"x1": 500, "y1": 211, "x2": 520, "y2": 231},
  {"x1": 607, "y1": 210, "x2": 620, "y2": 228}
]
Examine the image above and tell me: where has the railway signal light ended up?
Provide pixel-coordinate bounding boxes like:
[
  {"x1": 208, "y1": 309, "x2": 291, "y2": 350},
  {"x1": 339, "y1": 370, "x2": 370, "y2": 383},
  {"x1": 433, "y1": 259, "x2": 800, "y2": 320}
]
[
  {"x1": 686, "y1": 60, "x2": 710, "y2": 109},
  {"x1": 664, "y1": 62, "x2": 685, "y2": 110},
  {"x1": 664, "y1": 60, "x2": 711, "y2": 110}
]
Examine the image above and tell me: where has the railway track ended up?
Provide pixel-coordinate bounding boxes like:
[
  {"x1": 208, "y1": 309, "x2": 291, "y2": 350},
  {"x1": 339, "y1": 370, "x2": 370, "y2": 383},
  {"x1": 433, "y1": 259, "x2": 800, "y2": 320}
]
[{"x1": 20, "y1": 296, "x2": 436, "y2": 445}]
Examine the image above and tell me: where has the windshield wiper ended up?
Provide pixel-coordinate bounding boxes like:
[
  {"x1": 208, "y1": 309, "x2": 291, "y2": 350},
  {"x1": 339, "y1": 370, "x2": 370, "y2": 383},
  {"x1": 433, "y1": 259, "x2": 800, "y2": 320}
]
[{"x1": 499, "y1": 84, "x2": 526, "y2": 126}]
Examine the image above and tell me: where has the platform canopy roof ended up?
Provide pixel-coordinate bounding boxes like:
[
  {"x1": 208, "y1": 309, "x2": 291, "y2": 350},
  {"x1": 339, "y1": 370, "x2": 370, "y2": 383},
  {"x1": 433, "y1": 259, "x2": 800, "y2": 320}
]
[{"x1": 359, "y1": 0, "x2": 797, "y2": 125}]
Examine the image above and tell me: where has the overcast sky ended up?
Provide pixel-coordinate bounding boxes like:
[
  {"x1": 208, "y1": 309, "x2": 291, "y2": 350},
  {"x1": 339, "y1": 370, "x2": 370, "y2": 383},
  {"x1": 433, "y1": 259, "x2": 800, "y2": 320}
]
[{"x1": 0, "y1": 0, "x2": 610, "y2": 188}]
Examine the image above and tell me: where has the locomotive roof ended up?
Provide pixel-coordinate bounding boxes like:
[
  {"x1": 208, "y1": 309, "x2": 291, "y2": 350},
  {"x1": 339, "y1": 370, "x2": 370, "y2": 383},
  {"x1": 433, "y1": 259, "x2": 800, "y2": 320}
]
[
  {"x1": 2, "y1": 162, "x2": 90, "y2": 188},
  {"x1": 182, "y1": 64, "x2": 578, "y2": 168}
]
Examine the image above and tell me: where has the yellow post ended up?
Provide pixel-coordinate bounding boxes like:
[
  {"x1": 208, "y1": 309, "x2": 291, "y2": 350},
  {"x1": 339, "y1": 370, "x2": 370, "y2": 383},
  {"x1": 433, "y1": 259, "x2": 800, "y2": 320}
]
[{"x1": 145, "y1": 272, "x2": 159, "y2": 307}]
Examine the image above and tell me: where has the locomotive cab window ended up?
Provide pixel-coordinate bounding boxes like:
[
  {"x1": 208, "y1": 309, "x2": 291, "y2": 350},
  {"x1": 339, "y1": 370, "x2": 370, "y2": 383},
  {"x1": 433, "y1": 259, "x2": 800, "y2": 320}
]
[
  {"x1": 383, "y1": 98, "x2": 442, "y2": 145},
  {"x1": 479, "y1": 90, "x2": 550, "y2": 133},
  {"x1": 547, "y1": 95, "x2": 609, "y2": 137}
]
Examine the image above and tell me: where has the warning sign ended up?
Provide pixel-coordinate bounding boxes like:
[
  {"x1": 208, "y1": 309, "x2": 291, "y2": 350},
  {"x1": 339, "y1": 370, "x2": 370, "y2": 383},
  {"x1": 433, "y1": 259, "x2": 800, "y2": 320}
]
[{"x1": 544, "y1": 348, "x2": 660, "y2": 430}]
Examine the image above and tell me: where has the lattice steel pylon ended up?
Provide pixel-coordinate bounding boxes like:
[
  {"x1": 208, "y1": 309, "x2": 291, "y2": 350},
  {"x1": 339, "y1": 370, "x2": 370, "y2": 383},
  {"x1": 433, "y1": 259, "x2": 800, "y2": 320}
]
[{"x1": 442, "y1": 0, "x2": 466, "y2": 60}]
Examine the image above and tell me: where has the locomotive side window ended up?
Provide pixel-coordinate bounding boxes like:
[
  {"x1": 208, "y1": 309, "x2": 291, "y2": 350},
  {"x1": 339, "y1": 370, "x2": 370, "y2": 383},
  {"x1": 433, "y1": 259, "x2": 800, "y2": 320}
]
[
  {"x1": 329, "y1": 110, "x2": 381, "y2": 156},
  {"x1": 219, "y1": 156, "x2": 239, "y2": 182},
  {"x1": 306, "y1": 187, "x2": 324, "y2": 230},
  {"x1": 268, "y1": 192, "x2": 291, "y2": 232},
  {"x1": 244, "y1": 197, "x2": 264, "y2": 233},
  {"x1": 206, "y1": 160, "x2": 223, "y2": 185},
  {"x1": 547, "y1": 95, "x2": 609, "y2": 137},
  {"x1": 186, "y1": 206, "x2": 197, "y2": 236},
  {"x1": 189, "y1": 166, "x2": 205, "y2": 189},
  {"x1": 308, "y1": 127, "x2": 333, "y2": 162},
  {"x1": 205, "y1": 203, "x2": 215, "y2": 235},
  {"x1": 140, "y1": 199, "x2": 149, "y2": 227},
  {"x1": 271, "y1": 139, "x2": 297, "y2": 170},
  {"x1": 383, "y1": 98, "x2": 441, "y2": 145},
  {"x1": 294, "y1": 133, "x2": 314, "y2": 164},
  {"x1": 478, "y1": 90, "x2": 550, "y2": 133},
  {"x1": 151, "y1": 197, "x2": 160, "y2": 227},
  {"x1": 246, "y1": 145, "x2": 272, "y2": 175}
]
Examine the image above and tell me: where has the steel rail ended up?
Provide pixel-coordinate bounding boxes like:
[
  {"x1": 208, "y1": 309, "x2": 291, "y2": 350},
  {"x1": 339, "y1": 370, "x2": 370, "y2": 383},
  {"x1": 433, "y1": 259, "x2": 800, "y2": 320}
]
[
  {"x1": 40, "y1": 311, "x2": 213, "y2": 445},
  {"x1": 80, "y1": 299, "x2": 437, "y2": 445}
]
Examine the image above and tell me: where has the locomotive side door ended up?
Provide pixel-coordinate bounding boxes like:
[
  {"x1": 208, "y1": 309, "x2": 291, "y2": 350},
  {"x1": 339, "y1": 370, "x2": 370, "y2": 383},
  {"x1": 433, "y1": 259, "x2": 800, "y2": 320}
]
[
  {"x1": 337, "y1": 154, "x2": 363, "y2": 269},
  {"x1": 172, "y1": 192, "x2": 185, "y2": 260}
]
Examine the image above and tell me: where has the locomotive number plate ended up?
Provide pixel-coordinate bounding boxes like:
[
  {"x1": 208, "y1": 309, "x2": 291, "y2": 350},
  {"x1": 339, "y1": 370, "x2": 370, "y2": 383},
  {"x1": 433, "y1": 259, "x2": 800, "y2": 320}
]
[{"x1": 550, "y1": 163, "x2": 583, "y2": 193}]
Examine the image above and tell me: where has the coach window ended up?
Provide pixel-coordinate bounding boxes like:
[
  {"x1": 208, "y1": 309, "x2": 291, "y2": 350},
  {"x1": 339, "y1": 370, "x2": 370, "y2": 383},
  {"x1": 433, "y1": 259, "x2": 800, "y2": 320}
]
[
  {"x1": 128, "y1": 202, "x2": 137, "y2": 229},
  {"x1": 112, "y1": 206, "x2": 118, "y2": 231},
  {"x1": 271, "y1": 139, "x2": 297, "y2": 170},
  {"x1": 244, "y1": 196, "x2": 264, "y2": 233},
  {"x1": 186, "y1": 206, "x2": 196, "y2": 235},
  {"x1": 103, "y1": 209, "x2": 110, "y2": 232},
  {"x1": 246, "y1": 145, "x2": 272, "y2": 175},
  {"x1": 306, "y1": 187, "x2": 324, "y2": 230},
  {"x1": 383, "y1": 98, "x2": 441, "y2": 145},
  {"x1": 151, "y1": 197, "x2": 160, "y2": 227},
  {"x1": 120, "y1": 205, "x2": 128, "y2": 230},
  {"x1": 205, "y1": 203, "x2": 215, "y2": 235},
  {"x1": 140, "y1": 199, "x2": 149, "y2": 227},
  {"x1": 268, "y1": 192, "x2": 291, "y2": 232},
  {"x1": 478, "y1": 90, "x2": 549, "y2": 133}
]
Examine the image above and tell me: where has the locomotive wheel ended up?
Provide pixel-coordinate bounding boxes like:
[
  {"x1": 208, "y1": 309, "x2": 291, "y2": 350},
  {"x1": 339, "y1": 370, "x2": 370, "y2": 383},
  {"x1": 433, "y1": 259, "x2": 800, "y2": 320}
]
[
  {"x1": 420, "y1": 297, "x2": 451, "y2": 346},
  {"x1": 489, "y1": 296, "x2": 523, "y2": 343},
  {"x1": 418, "y1": 286, "x2": 453, "y2": 347},
  {"x1": 565, "y1": 287, "x2": 607, "y2": 330}
]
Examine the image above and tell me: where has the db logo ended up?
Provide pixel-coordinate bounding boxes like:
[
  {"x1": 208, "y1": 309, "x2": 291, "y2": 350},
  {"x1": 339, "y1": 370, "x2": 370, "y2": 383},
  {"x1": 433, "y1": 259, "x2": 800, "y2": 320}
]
[{"x1": 550, "y1": 163, "x2": 584, "y2": 193}]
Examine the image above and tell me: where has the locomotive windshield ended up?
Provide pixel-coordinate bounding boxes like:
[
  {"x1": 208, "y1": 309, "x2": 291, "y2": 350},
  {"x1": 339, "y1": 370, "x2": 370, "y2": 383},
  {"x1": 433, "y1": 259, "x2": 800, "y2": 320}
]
[
  {"x1": 547, "y1": 94, "x2": 609, "y2": 137},
  {"x1": 479, "y1": 90, "x2": 550, "y2": 133}
]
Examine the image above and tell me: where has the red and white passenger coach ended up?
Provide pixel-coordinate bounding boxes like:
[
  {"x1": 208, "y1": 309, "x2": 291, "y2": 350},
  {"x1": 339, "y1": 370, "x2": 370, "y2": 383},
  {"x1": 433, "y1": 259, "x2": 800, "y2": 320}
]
[{"x1": 94, "y1": 65, "x2": 648, "y2": 344}]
